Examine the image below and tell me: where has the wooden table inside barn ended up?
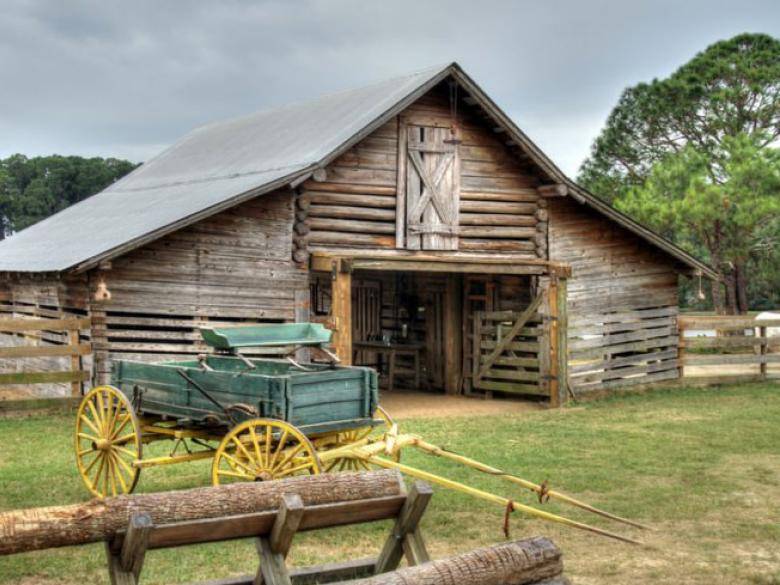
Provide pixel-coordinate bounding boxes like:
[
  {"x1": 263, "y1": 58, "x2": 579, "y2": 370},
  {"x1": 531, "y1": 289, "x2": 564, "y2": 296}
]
[{"x1": 352, "y1": 341, "x2": 423, "y2": 391}]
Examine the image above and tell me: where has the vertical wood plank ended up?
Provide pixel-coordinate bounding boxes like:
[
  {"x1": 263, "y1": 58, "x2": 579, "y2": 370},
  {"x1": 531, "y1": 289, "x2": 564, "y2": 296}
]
[
  {"x1": 443, "y1": 274, "x2": 462, "y2": 394},
  {"x1": 405, "y1": 124, "x2": 422, "y2": 250},
  {"x1": 395, "y1": 116, "x2": 407, "y2": 249},
  {"x1": 331, "y1": 261, "x2": 353, "y2": 365},
  {"x1": 68, "y1": 327, "x2": 82, "y2": 396},
  {"x1": 555, "y1": 276, "x2": 568, "y2": 406}
]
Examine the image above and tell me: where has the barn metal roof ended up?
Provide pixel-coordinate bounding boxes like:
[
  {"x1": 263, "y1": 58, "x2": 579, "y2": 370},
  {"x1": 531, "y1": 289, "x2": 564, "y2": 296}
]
[{"x1": 0, "y1": 62, "x2": 717, "y2": 278}]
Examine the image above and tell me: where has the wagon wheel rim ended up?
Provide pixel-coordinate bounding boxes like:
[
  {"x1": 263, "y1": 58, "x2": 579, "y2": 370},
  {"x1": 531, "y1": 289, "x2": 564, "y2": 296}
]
[
  {"x1": 211, "y1": 419, "x2": 321, "y2": 486},
  {"x1": 75, "y1": 385, "x2": 142, "y2": 498}
]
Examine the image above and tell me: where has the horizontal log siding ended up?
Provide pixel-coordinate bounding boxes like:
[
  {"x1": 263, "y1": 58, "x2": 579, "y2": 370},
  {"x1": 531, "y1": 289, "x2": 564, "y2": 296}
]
[
  {"x1": 90, "y1": 191, "x2": 306, "y2": 383},
  {"x1": 304, "y1": 85, "x2": 543, "y2": 256},
  {"x1": 548, "y1": 199, "x2": 681, "y2": 393},
  {"x1": 0, "y1": 276, "x2": 90, "y2": 398}
]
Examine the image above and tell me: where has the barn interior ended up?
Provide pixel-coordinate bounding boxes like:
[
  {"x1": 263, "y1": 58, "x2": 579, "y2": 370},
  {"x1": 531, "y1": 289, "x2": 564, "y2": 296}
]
[{"x1": 310, "y1": 267, "x2": 544, "y2": 397}]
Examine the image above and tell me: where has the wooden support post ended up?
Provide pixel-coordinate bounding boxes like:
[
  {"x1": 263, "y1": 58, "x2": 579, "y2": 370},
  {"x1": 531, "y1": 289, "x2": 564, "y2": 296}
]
[
  {"x1": 330, "y1": 260, "x2": 353, "y2": 365},
  {"x1": 375, "y1": 481, "x2": 432, "y2": 573},
  {"x1": 269, "y1": 494, "x2": 304, "y2": 557},
  {"x1": 254, "y1": 494, "x2": 304, "y2": 585},
  {"x1": 294, "y1": 288, "x2": 311, "y2": 363},
  {"x1": 106, "y1": 512, "x2": 153, "y2": 585},
  {"x1": 547, "y1": 276, "x2": 568, "y2": 408},
  {"x1": 556, "y1": 276, "x2": 568, "y2": 407},
  {"x1": 443, "y1": 274, "x2": 462, "y2": 394}
]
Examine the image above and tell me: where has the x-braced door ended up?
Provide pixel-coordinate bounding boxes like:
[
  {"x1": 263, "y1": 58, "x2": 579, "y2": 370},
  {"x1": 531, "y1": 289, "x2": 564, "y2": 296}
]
[
  {"x1": 402, "y1": 123, "x2": 460, "y2": 250},
  {"x1": 472, "y1": 291, "x2": 547, "y2": 396}
]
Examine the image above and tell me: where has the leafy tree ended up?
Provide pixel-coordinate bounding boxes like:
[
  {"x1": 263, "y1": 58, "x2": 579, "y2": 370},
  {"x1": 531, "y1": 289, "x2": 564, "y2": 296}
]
[
  {"x1": 616, "y1": 133, "x2": 780, "y2": 313},
  {"x1": 0, "y1": 155, "x2": 138, "y2": 238},
  {"x1": 579, "y1": 33, "x2": 780, "y2": 313}
]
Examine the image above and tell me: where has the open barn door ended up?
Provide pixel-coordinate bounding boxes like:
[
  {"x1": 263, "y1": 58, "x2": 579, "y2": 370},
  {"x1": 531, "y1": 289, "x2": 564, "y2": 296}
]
[
  {"x1": 472, "y1": 291, "x2": 547, "y2": 397},
  {"x1": 400, "y1": 122, "x2": 460, "y2": 250}
]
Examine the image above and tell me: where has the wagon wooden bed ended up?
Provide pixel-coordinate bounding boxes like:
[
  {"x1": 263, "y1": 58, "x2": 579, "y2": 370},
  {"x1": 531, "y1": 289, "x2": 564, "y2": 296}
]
[{"x1": 74, "y1": 323, "x2": 646, "y2": 544}]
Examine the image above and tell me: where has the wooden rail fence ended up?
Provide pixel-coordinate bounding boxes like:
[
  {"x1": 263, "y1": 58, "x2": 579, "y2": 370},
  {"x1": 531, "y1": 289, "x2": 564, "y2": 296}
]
[
  {"x1": 678, "y1": 315, "x2": 780, "y2": 384},
  {"x1": 0, "y1": 316, "x2": 92, "y2": 396}
]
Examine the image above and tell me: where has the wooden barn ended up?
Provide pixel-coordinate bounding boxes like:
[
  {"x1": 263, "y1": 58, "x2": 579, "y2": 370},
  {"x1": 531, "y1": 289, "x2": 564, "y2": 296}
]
[{"x1": 0, "y1": 63, "x2": 716, "y2": 405}]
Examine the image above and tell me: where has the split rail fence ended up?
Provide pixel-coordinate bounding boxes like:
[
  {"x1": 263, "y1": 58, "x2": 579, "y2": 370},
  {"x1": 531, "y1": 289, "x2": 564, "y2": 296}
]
[
  {"x1": 678, "y1": 315, "x2": 780, "y2": 384},
  {"x1": 0, "y1": 316, "x2": 92, "y2": 397}
]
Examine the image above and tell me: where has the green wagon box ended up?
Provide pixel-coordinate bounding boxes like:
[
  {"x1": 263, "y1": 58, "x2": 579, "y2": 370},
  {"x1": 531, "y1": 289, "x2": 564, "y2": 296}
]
[{"x1": 75, "y1": 323, "x2": 383, "y2": 498}]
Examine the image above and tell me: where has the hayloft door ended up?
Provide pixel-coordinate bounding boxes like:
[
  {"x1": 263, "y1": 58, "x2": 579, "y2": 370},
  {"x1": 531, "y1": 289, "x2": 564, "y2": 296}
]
[{"x1": 399, "y1": 123, "x2": 460, "y2": 250}]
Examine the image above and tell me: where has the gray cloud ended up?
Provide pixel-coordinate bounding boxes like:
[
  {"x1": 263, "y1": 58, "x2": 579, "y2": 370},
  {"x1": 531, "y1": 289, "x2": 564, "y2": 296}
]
[{"x1": 1, "y1": 0, "x2": 778, "y2": 175}]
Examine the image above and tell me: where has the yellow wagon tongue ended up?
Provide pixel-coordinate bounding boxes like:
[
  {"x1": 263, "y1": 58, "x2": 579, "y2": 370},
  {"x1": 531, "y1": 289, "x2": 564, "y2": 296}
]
[{"x1": 322, "y1": 423, "x2": 648, "y2": 546}]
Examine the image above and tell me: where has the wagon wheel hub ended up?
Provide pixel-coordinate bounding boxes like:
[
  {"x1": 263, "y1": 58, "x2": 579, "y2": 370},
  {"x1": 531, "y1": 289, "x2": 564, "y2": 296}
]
[
  {"x1": 255, "y1": 470, "x2": 274, "y2": 482},
  {"x1": 95, "y1": 439, "x2": 111, "y2": 451}
]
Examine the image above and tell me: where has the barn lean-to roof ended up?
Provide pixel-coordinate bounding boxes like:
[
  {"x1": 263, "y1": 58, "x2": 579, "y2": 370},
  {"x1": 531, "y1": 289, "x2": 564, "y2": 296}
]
[{"x1": 0, "y1": 62, "x2": 717, "y2": 279}]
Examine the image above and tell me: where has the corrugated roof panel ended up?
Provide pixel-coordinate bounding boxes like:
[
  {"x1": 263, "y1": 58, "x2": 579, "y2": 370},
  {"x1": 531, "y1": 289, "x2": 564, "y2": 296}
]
[{"x1": 0, "y1": 64, "x2": 450, "y2": 272}]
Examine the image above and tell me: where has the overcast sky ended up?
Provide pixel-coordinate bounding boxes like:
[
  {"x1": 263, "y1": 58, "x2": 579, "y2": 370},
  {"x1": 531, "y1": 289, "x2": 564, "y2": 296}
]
[{"x1": 1, "y1": 0, "x2": 779, "y2": 177}]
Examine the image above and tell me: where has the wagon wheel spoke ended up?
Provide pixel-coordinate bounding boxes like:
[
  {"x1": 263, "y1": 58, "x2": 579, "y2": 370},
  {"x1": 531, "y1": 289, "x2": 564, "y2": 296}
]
[
  {"x1": 212, "y1": 419, "x2": 320, "y2": 486},
  {"x1": 220, "y1": 451, "x2": 258, "y2": 476},
  {"x1": 271, "y1": 443, "x2": 305, "y2": 474},
  {"x1": 217, "y1": 469, "x2": 255, "y2": 480},
  {"x1": 268, "y1": 429, "x2": 289, "y2": 470},
  {"x1": 110, "y1": 453, "x2": 130, "y2": 493},
  {"x1": 110, "y1": 414, "x2": 132, "y2": 441},
  {"x1": 79, "y1": 413, "x2": 101, "y2": 437},
  {"x1": 112, "y1": 433, "x2": 137, "y2": 446},
  {"x1": 230, "y1": 436, "x2": 256, "y2": 466}
]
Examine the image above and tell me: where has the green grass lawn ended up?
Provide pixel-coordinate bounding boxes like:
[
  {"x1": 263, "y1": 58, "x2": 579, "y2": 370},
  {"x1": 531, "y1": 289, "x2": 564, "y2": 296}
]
[{"x1": 0, "y1": 383, "x2": 778, "y2": 584}]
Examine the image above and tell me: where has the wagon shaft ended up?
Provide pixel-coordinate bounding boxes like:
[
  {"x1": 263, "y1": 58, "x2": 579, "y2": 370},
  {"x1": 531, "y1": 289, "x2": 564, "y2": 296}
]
[{"x1": 319, "y1": 430, "x2": 647, "y2": 546}]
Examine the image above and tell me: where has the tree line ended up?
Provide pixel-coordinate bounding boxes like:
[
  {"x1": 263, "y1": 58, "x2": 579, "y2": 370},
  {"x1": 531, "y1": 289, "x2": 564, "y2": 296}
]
[
  {"x1": 579, "y1": 33, "x2": 780, "y2": 314},
  {"x1": 0, "y1": 154, "x2": 138, "y2": 239}
]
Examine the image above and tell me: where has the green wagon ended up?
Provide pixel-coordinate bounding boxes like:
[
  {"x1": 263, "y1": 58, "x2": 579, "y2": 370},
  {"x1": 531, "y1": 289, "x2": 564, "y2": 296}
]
[{"x1": 74, "y1": 323, "x2": 386, "y2": 498}]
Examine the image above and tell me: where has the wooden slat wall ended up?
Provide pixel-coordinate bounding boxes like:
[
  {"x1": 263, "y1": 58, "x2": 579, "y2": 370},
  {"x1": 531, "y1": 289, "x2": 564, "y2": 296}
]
[
  {"x1": 0, "y1": 275, "x2": 91, "y2": 398},
  {"x1": 301, "y1": 84, "x2": 544, "y2": 256},
  {"x1": 548, "y1": 199, "x2": 681, "y2": 393},
  {"x1": 89, "y1": 191, "x2": 307, "y2": 383}
]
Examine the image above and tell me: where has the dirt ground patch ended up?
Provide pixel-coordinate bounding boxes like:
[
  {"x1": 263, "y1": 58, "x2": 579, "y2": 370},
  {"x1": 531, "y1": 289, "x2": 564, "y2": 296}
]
[{"x1": 379, "y1": 390, "x2": 543, "y2": 419}]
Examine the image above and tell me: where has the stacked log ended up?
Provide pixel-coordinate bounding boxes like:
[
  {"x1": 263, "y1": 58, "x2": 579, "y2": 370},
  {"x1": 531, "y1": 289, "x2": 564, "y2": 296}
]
[
  {"x1": 355, "y1": 537, "x2": 567, "y2": 585},
  {"x1": 292, "y1": 190, "x2": 310, "y2": 265}
]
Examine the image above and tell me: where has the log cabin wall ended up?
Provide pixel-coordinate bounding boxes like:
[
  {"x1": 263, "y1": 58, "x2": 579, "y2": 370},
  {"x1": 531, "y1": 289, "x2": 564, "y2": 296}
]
[
  {"x1": 0, "y1": 274, "x2": 91, "y2": 397},
  {"x1": 548, "y1": 198, "x2": 681, "y2": 394},
  {"x1": 295, "y1": 84, "x2": 547, "y2": 260},
  {"x1": 87, "y1": 191, "x2": 306, "y2": 384}
]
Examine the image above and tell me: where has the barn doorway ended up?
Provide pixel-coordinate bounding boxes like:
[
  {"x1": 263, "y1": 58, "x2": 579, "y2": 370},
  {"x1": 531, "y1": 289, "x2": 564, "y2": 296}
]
[{"x1": 308, "y1": 253, "x2": 569, "y2": 404}]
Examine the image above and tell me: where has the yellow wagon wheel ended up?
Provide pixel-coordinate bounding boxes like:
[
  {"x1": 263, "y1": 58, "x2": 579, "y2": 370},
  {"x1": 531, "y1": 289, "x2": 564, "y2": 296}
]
[
  {"x1": 212, "y1": 418, "x2": 321, "y2": 485},
  {"x1": 322, "y1": 404, "x2": 397, "y2": 472},
  {"x1": 75, "y1": 385, "x2": 142, "y2": 498}
]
